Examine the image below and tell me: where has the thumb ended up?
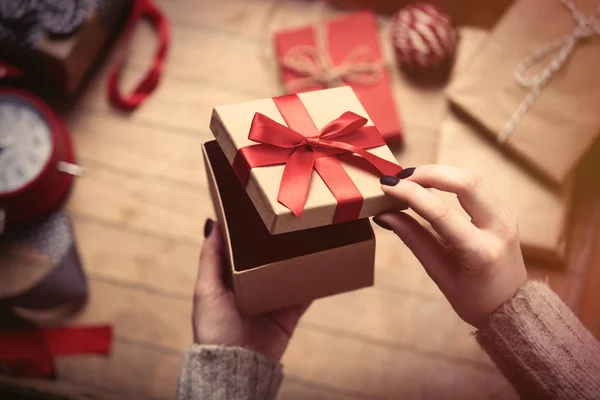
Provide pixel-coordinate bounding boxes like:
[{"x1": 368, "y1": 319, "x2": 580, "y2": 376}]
[
  {"x1": 373, "y1": 212, "x2": 452, "y2": 288},
  {"x1": 196, "y1": 219, "x2": 225, "y2": 297}
]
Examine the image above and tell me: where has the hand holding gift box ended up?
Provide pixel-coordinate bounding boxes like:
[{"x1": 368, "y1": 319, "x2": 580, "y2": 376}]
[
  {"x1": 448, "y1": 0, "x2": 600, "y2": 186},
  {"x1": 205, "y1": 86, "x2": 404, "y2": 315}
]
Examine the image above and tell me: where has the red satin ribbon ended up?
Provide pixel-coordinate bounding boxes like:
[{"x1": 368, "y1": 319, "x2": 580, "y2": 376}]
[
  {"x1": 107, "y1": 0, "x2": 170, "y2": 111},
  {"x1": 0, "y1": 325, "x2": 112, "y2": 377},
  {"x1": 233, "y1": 94, "x2": 402, "y2": 222}
]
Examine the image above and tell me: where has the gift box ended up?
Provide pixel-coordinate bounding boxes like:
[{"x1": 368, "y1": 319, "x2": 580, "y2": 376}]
[
  {"x1": 205, "y1": 86, "x2": 406, "y2": 315},
  {"x1": 437, "y1": 110, "x2": 572, "y2": 264},
  {"x1": 203, "y1": 141, "x2": 375, "y2": 315},
  {"x1": 446, "y1": 0, "x2": 600, "y2": 186},
  {"x1": 209, "y1": 86, "x2": 404, "y2": 235},
  {"x1": 274, "y1": 11, "x2": 404, "y2": 145}
]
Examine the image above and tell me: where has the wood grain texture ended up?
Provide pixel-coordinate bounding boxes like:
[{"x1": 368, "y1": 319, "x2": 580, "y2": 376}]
[
  {"x1": 62, "y1": 279, "x2": 515, "y2": 399},
  {"x1": 2, "y1": 0, "x2": 600, "y2": 399}
]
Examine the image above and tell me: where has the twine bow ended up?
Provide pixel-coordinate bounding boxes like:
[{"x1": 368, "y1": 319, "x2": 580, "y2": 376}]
[
  {"x1": 280, "y1": 4, "x2": 384, "y2": 92},
  {"x1": 499, "y1": 0, "x2": 600, "y2": 143}
]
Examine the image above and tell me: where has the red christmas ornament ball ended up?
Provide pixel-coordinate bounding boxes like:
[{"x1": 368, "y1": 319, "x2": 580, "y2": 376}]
[{"x1": 391, "y1": 3, "x2": 457, "y2": 69}]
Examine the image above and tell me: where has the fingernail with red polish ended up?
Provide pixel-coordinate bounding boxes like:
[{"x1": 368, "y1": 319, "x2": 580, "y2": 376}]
[
  {"x1": 380, "y1": 175, "x2": 400, "y2": 186},
  {"x1": 397, "y1": 167, "x2": 415, "y2": 179},
  {"x1": 372, "y1": 217, "x2": 393, "y2": 231},
  {"x1": 204, "y1": 219, "x2": 214, "y2": 238}
]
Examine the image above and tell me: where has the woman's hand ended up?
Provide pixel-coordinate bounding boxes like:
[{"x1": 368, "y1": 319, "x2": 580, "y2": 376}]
[
  {"x1": 192, "y1": 220, "x2": 309, "y2": 361},
  {"x1": 375, "y1": 165, "x2": 527, "y2": 328}
]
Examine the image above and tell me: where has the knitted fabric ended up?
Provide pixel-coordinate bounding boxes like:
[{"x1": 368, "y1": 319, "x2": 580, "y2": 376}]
[
  {"x1": 176, "y1": 345, "x2": 283, "y2": 400},
  {"x1": 477, "y1": 280, "x2": 600, "y2": 399}
]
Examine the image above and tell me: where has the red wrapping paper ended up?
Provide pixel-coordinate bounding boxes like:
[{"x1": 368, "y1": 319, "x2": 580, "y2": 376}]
[{"x1": 274, "y1": 11, "x2": 403, "y2": 145}]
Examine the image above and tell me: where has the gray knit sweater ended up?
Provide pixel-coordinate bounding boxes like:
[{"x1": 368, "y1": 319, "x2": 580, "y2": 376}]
[{"x1": 176, "y1": 281, "x2": 600, "y2": 399}]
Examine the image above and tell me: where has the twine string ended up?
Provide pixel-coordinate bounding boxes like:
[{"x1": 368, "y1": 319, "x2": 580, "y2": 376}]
[{"x1": 280, "y1": 1, "x2": 384, "y2": 92}]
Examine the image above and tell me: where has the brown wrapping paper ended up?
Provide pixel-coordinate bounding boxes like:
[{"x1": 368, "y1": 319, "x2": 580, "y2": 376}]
[
  {"x1": 447, "y1": 0, "x2": 600, "y2": 186},
  {"x1": 210, "y1": 86, "x2": 403, "y2": 235},
  {"x1": 437, "y1": 112, "x2": 571, "y2": 263},
  {"x1": 437, "y1": 27, "x2": 572, "y2": 264}
]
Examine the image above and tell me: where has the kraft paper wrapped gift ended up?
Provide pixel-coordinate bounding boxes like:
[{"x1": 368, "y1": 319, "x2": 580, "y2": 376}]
[
  {"x1": 203, "y1": 141, "x2": 376, "y2": 316},
  {"x1": 447, "y1": 0, "x2": 600, "y2": 186},
  {"x1": 209, "y1": 86, "x2": 405, "y2": 235},
  {"x1": 437, "y1": 111, "x2": 572, "y2": 263}
]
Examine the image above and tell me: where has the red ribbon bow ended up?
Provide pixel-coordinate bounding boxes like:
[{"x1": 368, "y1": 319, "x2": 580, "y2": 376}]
[{"x1": 233, "y1": 94, "x2": 402, "y2": 222}]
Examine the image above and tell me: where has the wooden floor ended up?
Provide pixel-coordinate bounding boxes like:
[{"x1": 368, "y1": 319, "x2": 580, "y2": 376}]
[{"x1": 3, "y1": 0, "x2": 600, "y2": 399}]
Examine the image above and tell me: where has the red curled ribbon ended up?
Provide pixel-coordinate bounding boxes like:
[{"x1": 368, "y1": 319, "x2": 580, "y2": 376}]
[
  {"x1": 232, "y1": 94, "x2": 402, "y2": 223},
  {"x1": 107, "y1": 0, "x2": 170, "y2": 111}
]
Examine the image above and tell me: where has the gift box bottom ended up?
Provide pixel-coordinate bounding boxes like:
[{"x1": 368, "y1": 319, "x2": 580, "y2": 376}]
[{"x1": 203, "y1": 141, "x2": 376, "y2": 316}]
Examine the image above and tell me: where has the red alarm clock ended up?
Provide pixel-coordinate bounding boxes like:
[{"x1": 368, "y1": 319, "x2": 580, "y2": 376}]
[{"x1": 0, "y1": 88, "x2": 79, "y2": 229}]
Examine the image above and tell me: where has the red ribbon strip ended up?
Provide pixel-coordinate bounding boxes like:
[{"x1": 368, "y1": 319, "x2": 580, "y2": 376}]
[
  {"x1": 232, "y1": 94, "x2": 402, "y2": 222},
  {"x1": 0, "y1": 62, "x2": 23, "y2": 79},
  {"x1": 0, "y1": 325, "x2": 112, "y2": 377},
  {"x1": 107, "y1": 0, "x2": 170, "y2": 111}
]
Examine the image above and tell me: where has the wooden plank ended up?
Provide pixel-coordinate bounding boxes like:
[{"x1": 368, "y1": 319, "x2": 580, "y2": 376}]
[
  {"x1": 70, "y1": 208, "x2": 445, "y2": 300},
  {"x1": 279, "y1": 379, "x2": 367, "y2": 400},
  {"x1": 56, "y1": 339, "x2": 183, "y2": 400},
  {"x1": 68, "y1": 178, "x2": 445, "y2": 299},
  {"x1": 56, "y1": 333, "x2": 514, "y2": 400},
  {"x1": 66, "y1": 163, "x2": 210, "y2": 245},
  {"x1": 303, "y1": 287, "x2": 492, "y2": 365},
  {"x1": 112, "y1": 19, "x2": 278, "y2": 96},
  {"x1": 283, "y1": 327, "x2": 515, "y2": 399},
  {"x1": 71, "y1": 65, "x2": 256, "y2": 135},
  {"x1": 58, "y1": 279, "x2": 513, "y2": 399},
  {"x1": 72, "y1": 10, "x2": 442, "y2": 133},
  {"x1": 155, "y1": 0, "x2": 327, "y2": 39},
  {"x1": 72, "y1": 218, "x2": 484, "y2": 365},
  {"x1": 67, "y1": 108, "x2": 438, "y2": 194},
  {"x1": 54, "y1": 338, "x2": 392, "y2": 400},
  {"x1": 73, "y1": 218, "x2": 199, "y2": 300},
  {"x1": 67, "y1": 110, "x2": 212, "y2": 187}
]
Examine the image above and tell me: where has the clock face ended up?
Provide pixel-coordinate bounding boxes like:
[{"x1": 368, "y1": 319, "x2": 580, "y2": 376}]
[{"x1": 0, "y1": 94, "x2": 53, "y2": 194}]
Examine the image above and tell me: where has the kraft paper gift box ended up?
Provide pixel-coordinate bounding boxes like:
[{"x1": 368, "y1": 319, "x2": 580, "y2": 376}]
[
  {"x1": 437, "y1": 110, "x2": 572, "y2": 264},
  {"x1": 210, "y1": 86, "x2": 405, "y2": 235},
  {"x1": 446, "y1": 0, "x2": 600, "y2": 186},
  {"x1": 203, "y1": 141, "x2": 375, "y2": 316},
  {"x1": 205, "y1": 86, "x2": 405, "y2": 315},
  {"x1": 273, "y1": 11, "x2": 404, "y2": 145}
]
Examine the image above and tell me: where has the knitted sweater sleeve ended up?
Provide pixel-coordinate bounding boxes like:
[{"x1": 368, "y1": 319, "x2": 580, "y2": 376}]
[
  {"x1": 176, "y1": 344, "x2": 283, "y2": 400},
  {"x1": 476, "y1": 280, "x2": 600, "y2": 399}
]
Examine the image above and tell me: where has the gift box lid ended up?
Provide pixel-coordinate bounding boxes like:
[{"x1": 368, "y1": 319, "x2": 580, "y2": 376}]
[{"x1": 209, "y1": 86, "x2": 404, "y2": 234}]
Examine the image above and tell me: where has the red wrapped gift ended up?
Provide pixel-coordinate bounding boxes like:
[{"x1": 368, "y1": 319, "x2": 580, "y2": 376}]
[{"x1": 274, "y1": 11, "x2": 404, "y2": 145}]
